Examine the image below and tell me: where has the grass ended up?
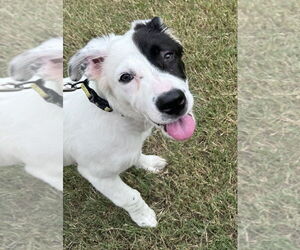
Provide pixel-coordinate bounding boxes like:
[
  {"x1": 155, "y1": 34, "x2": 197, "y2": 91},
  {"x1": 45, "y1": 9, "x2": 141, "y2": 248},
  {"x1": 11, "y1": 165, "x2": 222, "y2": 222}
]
[
  {"x1": 63, "y1": 0, "x2": 237, "y2": 249},
  {"x1": 0, "y1": 1, "x2": 62, "y2": 249},
  {"x1": 238, "y1": 0, "x2": 300, "y2": 249},
  {"x1": 0, "y1": 0, "x2": 62, "y2": 76},
  {"x1": 0, "y1": 166, "x2": 63, "y2": 250}
]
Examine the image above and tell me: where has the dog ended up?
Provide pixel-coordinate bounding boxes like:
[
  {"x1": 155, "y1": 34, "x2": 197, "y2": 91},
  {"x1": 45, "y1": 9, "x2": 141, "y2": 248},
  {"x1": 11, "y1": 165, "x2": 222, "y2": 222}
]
[
  {"x1": 0, "y1": 38, "x2": 63, "y2": 191},
  {"x1": 64, "y1": 17, "x2": 196, "y2": 227}
]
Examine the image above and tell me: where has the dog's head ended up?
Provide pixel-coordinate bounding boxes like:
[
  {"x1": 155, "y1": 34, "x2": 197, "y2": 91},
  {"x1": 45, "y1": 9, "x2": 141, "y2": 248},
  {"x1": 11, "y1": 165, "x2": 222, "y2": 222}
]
[{"x1": 69, "y1": 17, "x2": 195, "y2": 140}]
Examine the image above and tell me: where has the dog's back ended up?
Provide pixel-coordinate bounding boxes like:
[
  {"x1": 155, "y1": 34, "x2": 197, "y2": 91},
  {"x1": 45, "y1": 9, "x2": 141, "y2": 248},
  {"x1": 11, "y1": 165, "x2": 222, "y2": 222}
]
[{"x1": 0, "y1": 80, "x2": 62, "y2": 166}]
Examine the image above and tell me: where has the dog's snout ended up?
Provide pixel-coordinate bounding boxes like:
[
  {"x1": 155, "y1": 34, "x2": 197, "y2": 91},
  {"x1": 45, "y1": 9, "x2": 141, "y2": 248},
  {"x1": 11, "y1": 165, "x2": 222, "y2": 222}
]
[{"x1": 156, "y1": 89, "x2": 187, "y2": 116}]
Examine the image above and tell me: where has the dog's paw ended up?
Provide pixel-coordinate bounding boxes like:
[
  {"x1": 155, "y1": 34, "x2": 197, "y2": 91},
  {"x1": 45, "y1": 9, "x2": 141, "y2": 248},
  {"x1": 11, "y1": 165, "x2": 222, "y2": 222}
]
[
  {"x1": 137, "y1": 155, "x2": 167, "y2": 173},
  {"x1": 129, "y1": 206, "x2": 158, "y2": 227}
]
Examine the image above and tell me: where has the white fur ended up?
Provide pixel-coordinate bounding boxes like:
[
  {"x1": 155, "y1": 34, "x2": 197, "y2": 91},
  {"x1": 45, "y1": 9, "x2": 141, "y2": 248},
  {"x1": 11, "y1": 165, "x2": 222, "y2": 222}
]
[
  {"x1": 64, "y1": 19, "x2": 194, "y2": 227},
  {"x1": 0, "y1": 38, "x2": 63, "y2": 191}
]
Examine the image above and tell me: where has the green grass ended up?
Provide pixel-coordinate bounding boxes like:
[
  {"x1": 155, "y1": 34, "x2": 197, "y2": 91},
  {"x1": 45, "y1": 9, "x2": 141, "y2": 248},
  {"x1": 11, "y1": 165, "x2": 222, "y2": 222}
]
[{"x1": 63, "y1": 0, "x2": 237, "y2": 249}]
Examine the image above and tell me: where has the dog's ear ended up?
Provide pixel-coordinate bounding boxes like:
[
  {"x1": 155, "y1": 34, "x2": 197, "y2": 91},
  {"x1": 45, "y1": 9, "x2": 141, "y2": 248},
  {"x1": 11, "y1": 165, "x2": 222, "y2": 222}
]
[
  {"x1": 130, "y1": 17, "x2": 181, "y2": 45},
  {"x1": 9, "y1": 37, "x2": 63, "y2": 81},
  {"x1": 131, "y1": 17, "x2": 166, "y2": 32},
  {"x1": 9, "y1": 51, "x2": 37, "y2": 81},
  {"x1": 68, "y1": 35, "x2": 115, "y2": 81}
]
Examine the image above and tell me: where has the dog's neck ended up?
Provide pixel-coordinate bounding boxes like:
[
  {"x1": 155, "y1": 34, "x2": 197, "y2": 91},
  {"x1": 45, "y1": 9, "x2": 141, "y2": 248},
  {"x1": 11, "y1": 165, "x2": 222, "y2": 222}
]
[
  {"x1": 109, "y1": 101, "x2": 154, "y2": 133},
  {"x1": 91, "y1": 82, "x2": 154, "y2": 133},
  {"x1": 123, "y1": 115, "x2": 154, "y2": 133}
]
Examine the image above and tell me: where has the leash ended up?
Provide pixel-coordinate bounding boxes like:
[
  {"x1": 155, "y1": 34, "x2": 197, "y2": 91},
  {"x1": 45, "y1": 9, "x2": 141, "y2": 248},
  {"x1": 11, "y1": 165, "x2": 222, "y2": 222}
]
[
  {"x1": 0, "y1": 81, "x2": 32, "y2": 92},
  {"x1": 63, "y1": 79, "x2": 113, "y2": 112},
  {"x1": 0, "y1": 79, "x2": 63, "y2": 108}
]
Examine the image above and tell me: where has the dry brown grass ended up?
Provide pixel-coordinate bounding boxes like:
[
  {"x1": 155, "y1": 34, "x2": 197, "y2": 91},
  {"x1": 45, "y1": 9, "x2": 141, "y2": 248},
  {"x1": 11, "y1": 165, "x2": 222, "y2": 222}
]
[{"x1": 238, "y1": 0, "x2": 300, "y2": 249}]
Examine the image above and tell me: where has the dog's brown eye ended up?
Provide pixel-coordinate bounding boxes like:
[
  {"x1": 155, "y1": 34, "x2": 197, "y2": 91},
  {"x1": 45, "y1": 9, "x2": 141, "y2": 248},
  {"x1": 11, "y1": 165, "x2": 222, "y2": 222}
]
[
  {"x1": 119, "y1": 73, "x2": 134, "y2": 83},
  {"x1": 163, "y1": 51, "x2": 174, "y2": 61}
]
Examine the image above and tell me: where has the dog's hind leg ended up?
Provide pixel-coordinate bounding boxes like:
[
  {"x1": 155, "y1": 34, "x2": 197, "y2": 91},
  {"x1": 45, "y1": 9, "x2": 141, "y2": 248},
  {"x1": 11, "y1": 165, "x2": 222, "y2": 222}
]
[
  {"x1": 78, "y1": 165, "x2": 158, "y2": 227},
  {"x1": 135, "y1": 154, "x2": 167, "y2": 173}
]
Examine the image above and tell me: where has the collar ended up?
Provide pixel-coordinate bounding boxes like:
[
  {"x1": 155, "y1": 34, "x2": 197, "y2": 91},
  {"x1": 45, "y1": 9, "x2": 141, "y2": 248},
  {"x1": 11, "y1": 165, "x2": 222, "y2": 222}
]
[
  {"x1": 79, "y1": 79, "x2": 113, "y2": 112},
  {"x1": 0, "y1": 78, "x2": 62, "y2": 107},
  {"x1": 31, "y1": 79, "x2": 63, "y2": 107}
]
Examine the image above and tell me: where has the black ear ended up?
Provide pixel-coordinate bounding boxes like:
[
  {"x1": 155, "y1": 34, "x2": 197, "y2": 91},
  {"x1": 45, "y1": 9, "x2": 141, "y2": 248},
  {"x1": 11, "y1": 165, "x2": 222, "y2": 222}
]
[
  {"x1": 147, "y1": 17, "x2": 166, "y2": 32},
  {"x1": 132, "y1": 17, "x2": 166, "y2": 33}
]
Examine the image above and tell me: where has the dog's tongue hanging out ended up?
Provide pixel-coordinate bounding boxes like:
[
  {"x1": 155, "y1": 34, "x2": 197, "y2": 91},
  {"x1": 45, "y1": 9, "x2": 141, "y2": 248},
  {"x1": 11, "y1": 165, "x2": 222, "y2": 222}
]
[{"x1": 165, "y1": 114, "x2": 196, "y2": 141}]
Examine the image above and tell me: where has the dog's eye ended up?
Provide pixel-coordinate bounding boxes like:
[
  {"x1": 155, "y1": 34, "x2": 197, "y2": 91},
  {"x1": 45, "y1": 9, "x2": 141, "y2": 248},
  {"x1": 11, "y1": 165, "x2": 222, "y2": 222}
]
[
  {"x1": 119, "y1": 73, "x2": 134, "y2": 83},
  {"x1": 163, "y1": 51, "x2": 175, "y2": 61}
]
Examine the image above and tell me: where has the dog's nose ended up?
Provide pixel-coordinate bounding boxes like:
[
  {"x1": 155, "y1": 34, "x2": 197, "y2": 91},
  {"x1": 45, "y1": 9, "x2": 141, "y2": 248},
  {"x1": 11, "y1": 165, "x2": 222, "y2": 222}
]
[{"x1": 156, "y1": 89, "x2": 187, "y2": 116}]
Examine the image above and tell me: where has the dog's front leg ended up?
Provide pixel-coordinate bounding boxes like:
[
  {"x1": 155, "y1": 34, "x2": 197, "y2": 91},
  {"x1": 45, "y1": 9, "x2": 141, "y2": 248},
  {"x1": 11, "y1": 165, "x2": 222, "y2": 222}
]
[
  {"x1": 78, "y1": 166, "x2": 157, "y2": 227},
  {"x1": 135, "y1": 153, "x2": 167, "y2": 173}
]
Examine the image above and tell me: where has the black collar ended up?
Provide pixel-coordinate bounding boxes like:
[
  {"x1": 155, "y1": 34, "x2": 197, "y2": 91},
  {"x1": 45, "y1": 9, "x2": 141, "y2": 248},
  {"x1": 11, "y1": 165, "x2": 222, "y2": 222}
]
[
  {"x1": 64, "y1": 79, "x2": 113, "y2": 112},
  {"x1": 0, "y1": 78, "x2": 62, "y2": 108},
  {"x1": 31, "y1": 79, "x2": 63, "y2": 108},
  {"x1": 81, "y1": 79, "x2": 113, "y2": 112}
]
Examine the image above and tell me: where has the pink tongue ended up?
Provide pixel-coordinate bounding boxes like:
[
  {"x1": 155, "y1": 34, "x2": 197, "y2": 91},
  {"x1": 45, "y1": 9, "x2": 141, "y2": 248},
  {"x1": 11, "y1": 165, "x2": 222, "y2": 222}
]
[{"x1": 165, "y1": 115, "x2": 196, "y2": 141}]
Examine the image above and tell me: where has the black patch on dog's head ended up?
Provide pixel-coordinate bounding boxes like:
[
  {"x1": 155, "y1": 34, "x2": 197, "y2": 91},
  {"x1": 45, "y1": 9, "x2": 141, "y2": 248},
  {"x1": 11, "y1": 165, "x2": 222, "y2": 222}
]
[{"x1": 133, "y1": 17, "x2": 186, "y2": 80}]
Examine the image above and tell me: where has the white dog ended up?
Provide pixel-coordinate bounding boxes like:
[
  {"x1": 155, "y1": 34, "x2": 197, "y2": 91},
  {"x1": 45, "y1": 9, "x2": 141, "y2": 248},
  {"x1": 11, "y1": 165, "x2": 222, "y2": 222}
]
[
  {"x1": 0, "y1": 38, "x2": 63, "y2": 191},
  {"x1": 64, "y1": 18, "x2": 196, "y2": 227}
]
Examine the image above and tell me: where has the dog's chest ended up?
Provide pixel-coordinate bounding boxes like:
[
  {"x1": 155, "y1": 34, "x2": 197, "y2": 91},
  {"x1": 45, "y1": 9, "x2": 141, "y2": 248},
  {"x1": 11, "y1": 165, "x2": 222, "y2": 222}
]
[
  {"x1": 76, "y1": 123, "x2": 149, "y2": 173},
  {"x1": 96, "y1": 121, "x2": 150, "y2": 170},
  {"x1": 64, "y1": 94, "x2": 152, "y2": 172},
  {"x1": 113, "y1": 129, "x2": 150, "y2": 171}
]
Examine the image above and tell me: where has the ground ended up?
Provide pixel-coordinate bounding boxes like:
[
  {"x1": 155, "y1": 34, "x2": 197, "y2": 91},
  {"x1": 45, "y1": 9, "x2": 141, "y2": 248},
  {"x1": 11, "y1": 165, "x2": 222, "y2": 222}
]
[
  {"x1": 66, "y1": 0, "x2": 237, "y2": 249},
  {"x1": 238, "y1": 1, "x2": 300, "y2": 249}
]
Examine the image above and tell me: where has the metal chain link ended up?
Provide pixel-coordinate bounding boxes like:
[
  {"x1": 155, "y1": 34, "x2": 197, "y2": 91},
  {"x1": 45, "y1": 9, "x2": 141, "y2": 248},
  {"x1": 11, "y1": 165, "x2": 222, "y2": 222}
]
[
  {"x1": 63, "y1": 82, "x2": 82, "y2": 92},
  {"x1": 0, "y1": 81, "x2": 33, "y2": 92}
]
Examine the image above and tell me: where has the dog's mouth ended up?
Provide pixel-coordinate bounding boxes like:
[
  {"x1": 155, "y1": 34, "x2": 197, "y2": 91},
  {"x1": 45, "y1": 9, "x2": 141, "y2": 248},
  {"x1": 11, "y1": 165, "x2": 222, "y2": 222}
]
[{"x1": 153, "y1": 113, "x2": 196, "y2": 141}]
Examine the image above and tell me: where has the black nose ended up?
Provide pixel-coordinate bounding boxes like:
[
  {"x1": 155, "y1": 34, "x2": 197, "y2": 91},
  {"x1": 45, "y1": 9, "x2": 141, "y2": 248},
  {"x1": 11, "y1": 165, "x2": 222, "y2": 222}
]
[{"x1": 156, "y1": 89, "x2": 187, "y2": 116}]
